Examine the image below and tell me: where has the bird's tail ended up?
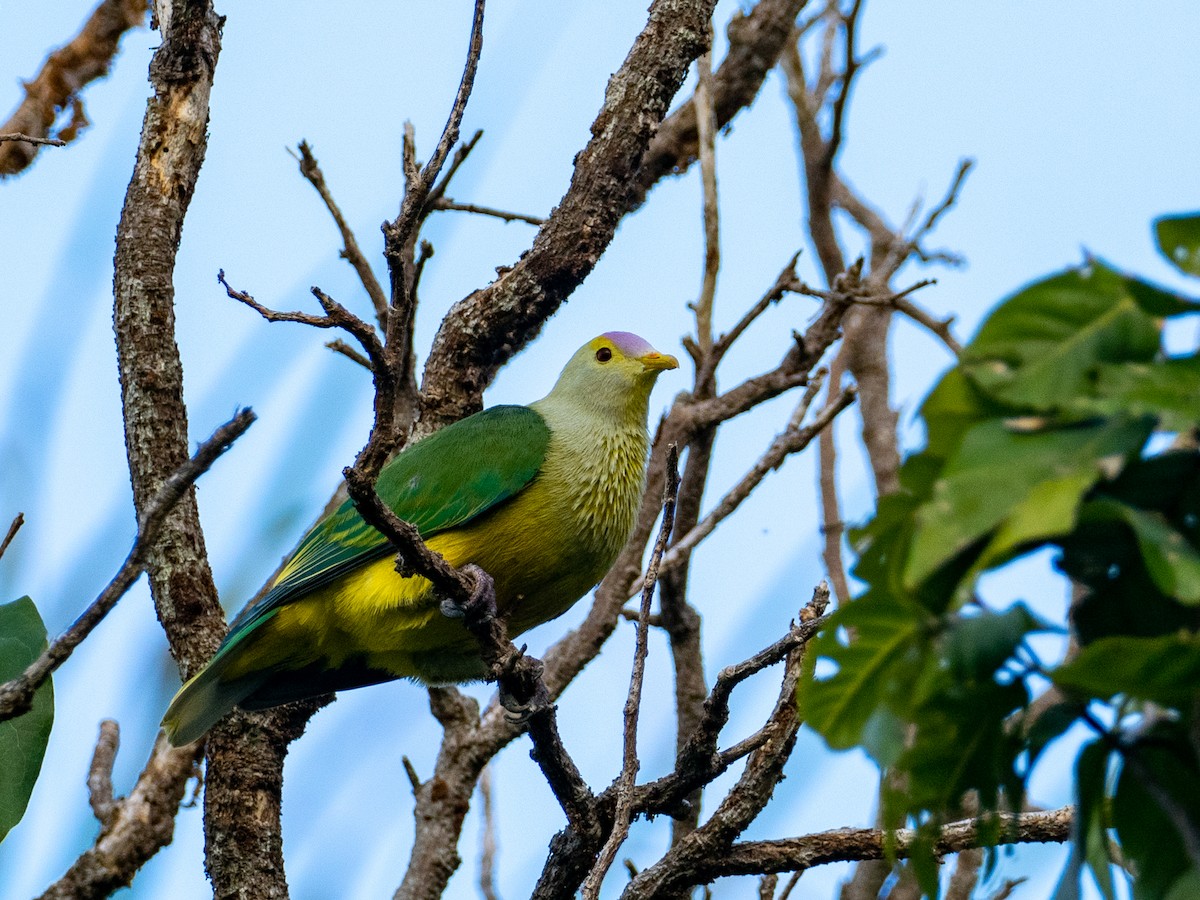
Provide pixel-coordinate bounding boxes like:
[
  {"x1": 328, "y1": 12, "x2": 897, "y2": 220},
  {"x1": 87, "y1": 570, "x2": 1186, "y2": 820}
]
[{"x1": 161, "y1": 656, "x2": 264, "y2": 746}]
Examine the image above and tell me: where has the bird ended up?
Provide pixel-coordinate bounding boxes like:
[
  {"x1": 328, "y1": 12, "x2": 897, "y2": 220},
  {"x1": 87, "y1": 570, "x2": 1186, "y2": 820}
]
[{"x1": 162, "y1": 332, "x2": 678, "y2": 745}]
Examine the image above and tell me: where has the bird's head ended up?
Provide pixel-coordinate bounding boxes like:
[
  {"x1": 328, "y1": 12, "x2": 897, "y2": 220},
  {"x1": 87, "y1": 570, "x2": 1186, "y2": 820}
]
[{"x1": 544, "y1": 332, "x2": 678, "y2": 422}]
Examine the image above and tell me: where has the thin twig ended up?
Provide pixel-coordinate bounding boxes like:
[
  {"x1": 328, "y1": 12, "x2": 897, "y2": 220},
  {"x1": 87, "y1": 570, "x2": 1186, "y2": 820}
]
[
  {"x1": 583, "y1": 446, "x2": 681, "y2": 898},
  {"x1": 693, "y1": 49, "x2": 720, "y2": 364},
  {"x1": 429, "y1": 198, "x2": 544, "y2": 226},
  {"x1": 0, "y1": 409, "x2": 255, "y2": 721},
  {"x1": 712, "y1": 253, "x2": 802, "y2": 364},
  {"x1": 689, "y1": 807, "x2": 1074, "y2": 880},
  {"x1": 219, "y1": 270, "x2": 387, "y2": 372},
  {"x1": 0, "y1": 133, "x2": 68, "y2": 146},
  {"x1": 385, "y1": 0, "x2": 486, "y2": 278},
  {"x1": 634, "y1": 588, "x2": 830, "y2": 819},
  {"x1": 292, "y1": 140, "x2": 390, "y2": 328},
  {"x1": 0, "y1": 513, "x2": 24, "y2": 562},
  {"x1": 0, "y1": 0, "x2": 148, "y2": 177},
  {"x1": 423, "y1": 129, "x2": 484, "y2": 216},
  {"x1": 325, "y1": 338, "x2": 373, "y2": 370}
]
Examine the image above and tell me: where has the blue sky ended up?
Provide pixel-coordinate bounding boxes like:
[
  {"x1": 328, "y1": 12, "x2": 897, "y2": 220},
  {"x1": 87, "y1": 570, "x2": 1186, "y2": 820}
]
[{"x1": 1, "y1": 2, "x2": 1198, "y2": 897}]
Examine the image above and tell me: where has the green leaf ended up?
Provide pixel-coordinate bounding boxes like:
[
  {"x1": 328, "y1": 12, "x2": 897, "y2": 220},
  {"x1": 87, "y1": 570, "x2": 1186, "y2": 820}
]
[
  {"x1": 1081, "y1": 498, "x2": 1200, "y2": 604},
  {"x1": 1155, "y1": 212, "x2": 1200, "y2": 277},
  {"x1": 1075, "y1": 739, "x2": 1117, "y2": 900},
  {"x1": 904, "y1": 416, "x2": 1152, "y2": 590},
  {"x1": 897, "y1": 678, "x2": 1028, "y2": 816},
  {"x1": 0, "y1": 597, "x2": 54, "y2": 844},
  {"x1": 801, "y1": 593, "x2": 928, "y2": 751},
  {"x1": 919, "y1": 366, "x2": 1014, "y2": 463},
  {"x1": 942, "y1": 603, "x2": 1047, "y2": 682},
  {"x1": 1022, "y1": 698, "x2": 1084, "y2": 771},
  {"x1": 1164, "y1": 870, "x2": 1200, "y2": 900},
  {"x1": 1053, "y1": 633, "x2": 1200, "y2": 707},
  {"x1": 970, "y1": 470, "x2": 1098, "y2": 576},
  {"x1": 1087, "y1": 356, "x2": 1200, "y2": 433},
  {"x1": 1113, "y1": 725, "x2": 1200, "y2": 900},
  {"x1": 962, "y1": 263, "x2": 1162, "y2": 411}
]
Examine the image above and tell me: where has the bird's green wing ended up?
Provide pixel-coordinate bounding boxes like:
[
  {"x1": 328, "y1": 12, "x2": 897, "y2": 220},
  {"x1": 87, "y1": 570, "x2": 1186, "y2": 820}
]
[{"x1": 221, "y1": 404, "x2": 551, "y2": 651}]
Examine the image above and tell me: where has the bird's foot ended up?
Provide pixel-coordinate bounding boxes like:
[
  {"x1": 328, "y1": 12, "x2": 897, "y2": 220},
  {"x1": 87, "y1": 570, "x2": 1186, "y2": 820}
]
[
  {"x1": 439, "y1": 564, "x2": 497, "y2": 625},
  {"x1": 497, "y1": 650, "x2": 550, "y2": 726}
]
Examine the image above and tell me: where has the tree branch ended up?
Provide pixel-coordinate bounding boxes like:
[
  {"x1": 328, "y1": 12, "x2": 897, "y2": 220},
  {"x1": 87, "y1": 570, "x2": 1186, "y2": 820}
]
[
  {"x1": 694, "y1": 807, "x2": 1074, "y2": 880},
  {"x1": 292, "y1": 140, "x2": 390, "y2": 328},
  {"x1": 418, "y1": 0, "x2": 721, "y2": 430}
]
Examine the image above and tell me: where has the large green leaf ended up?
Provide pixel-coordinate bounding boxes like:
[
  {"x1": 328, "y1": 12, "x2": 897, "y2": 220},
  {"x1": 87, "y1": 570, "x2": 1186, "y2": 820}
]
[
  {"x1": 904, "y1": 416, "x2": 1153, "y2": 590},
  {"x1": 1053, "y1": 633, "x2": 1200, "y2": 707},
  {"x1": 0, "y1": 597, "x2": 54, "y2": 844},
  {"x1": 962, "y1": 263, "x2": 1162, "y2": 411},
  {"x1": 941, "y1": 603, "x2": 1047, "y2": 682},
  {"x1": 1155, "y1": 212, "x2": 1200, "y2": 277},
  {"x1": 1088, "y1": 356, "x2": 1200, "y2": 433},
  {"x1": 1074, "y1": 739, "x2": 1117, "y2": 900},
  {"x1": 1113, "y1": 725, "x2": 1200, "y2": 900},
  {"x1": 801, "y1": 593, "x2": 929, "y2": 751},
  {"x1": 1080, "y1": 498, "x2": 1200, "y2": 604}
]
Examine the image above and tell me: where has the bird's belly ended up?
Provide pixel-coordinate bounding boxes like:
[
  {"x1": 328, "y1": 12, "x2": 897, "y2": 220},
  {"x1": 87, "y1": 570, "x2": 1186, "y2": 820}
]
[{"x1": 290, "y1": 485, "x2": 617, "y2": 682}]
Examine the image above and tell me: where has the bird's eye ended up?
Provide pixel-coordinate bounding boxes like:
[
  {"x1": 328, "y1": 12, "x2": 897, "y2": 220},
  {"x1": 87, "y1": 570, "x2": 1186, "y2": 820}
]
[{"x1": 595, "y1": 347, "x2": 613, "y2": 363}]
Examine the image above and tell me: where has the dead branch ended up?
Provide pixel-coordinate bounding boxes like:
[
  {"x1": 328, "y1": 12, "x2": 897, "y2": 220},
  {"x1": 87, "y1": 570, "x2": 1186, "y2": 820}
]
[
  {"x1": 219, "y1": 270, "x2": 387, "y2": 372},
  {"x1": 621, "y1": 595, "x2": 817, "y2": 897},
  {"x1": 653, "y1": 379, "x2": 856, "y2": 580},
  {"x1": 0, "y1": 133, "x2": 68, "y2": 147},
  {"x1": 293, "y1": 140, "x2": 390, "y2": 328},
  {"x1": 634, "y1": 0, "x2": 811, "y2": 205},
  {"x1": 0, "y1": 0, "x2": 148, "y2": 177}
]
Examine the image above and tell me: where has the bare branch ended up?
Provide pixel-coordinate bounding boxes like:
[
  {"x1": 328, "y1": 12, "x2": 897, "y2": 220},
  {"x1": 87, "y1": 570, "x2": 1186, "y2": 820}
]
[
  {"x1": 325, "y1": 338, "x2": 374, "y2": 370},
  {"x1": 479, "y1": 765, "x2": 501, "y2": 900},
  {"x1": 384, "y1": 0, "x2": 486, "y2": 294},
  {"x1": 712, "y1": 253, "x2": 803, "y2": 364},
  {"x1": 39, "y1": 736, "x2": 203, "y2": 899},
  {"x1": 0, "y1": 409, "x2": 255, "y2": 722},
  {"x1": 634, "y1": 0, "x2": 811, "y2": 204},
  {"x1": 419, "y1": 0, "x2": 721, "y2": 429},
  {"x1": 692, "y1": 807, "x2": 1073, "y2": 880},
  {"x1": 0, "y1": 133, "x2": 68, "y2": 147},
  {"x1": 423, "y1": 129, "x2": 484, "y2": 216}
]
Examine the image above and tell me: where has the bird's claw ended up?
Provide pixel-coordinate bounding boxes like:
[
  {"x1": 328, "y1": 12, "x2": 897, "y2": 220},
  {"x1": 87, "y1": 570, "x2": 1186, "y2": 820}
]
[
  {"x1": 499, "y1": 679, "x2": 551, "y2": 726},
  {"x1": 440, "y1": 564, "x2": 497, "y2": 624}
]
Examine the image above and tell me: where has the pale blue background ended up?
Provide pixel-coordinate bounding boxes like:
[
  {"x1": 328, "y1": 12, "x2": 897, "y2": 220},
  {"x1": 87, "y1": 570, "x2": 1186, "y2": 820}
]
[{"x1": 1, "y1": 2, "x2": 1197, "y2": 897}]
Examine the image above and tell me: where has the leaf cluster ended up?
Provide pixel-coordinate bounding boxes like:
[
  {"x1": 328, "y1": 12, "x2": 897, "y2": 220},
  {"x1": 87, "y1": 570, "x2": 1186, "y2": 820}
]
[{"x1": 802, "y1": 213, "x2": 1200, "y2": 897}]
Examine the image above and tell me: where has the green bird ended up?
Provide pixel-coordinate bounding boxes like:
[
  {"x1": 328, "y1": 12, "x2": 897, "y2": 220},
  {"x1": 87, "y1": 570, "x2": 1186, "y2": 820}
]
[{"x1": 162, "y1": 332, "x2": 677, "y2": 745}]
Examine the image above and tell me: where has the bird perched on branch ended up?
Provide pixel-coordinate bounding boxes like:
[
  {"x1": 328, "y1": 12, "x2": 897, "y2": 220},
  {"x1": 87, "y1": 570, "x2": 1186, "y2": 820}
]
[{"x1": 162, "y1": 332, "x2": 677, "y2": 745}]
